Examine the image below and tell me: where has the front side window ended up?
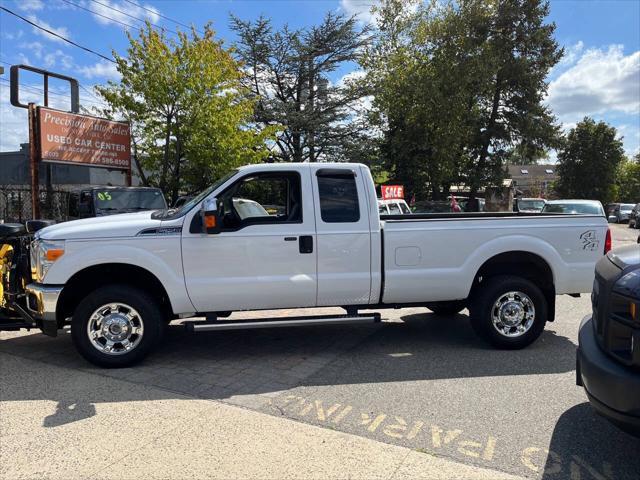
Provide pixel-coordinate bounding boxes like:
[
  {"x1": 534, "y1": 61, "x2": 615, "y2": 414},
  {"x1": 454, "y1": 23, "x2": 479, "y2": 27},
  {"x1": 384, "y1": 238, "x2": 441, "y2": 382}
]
[
  {"x1": 317, "y1": 175, "x2": 360, "y2": 223},
  {"x1": 219, "y1": 172, "x2": 302, "y2": 229}
]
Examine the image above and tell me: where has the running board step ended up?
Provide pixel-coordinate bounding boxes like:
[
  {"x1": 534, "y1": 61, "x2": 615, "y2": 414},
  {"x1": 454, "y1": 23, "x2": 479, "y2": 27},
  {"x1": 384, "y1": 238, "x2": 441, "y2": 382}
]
[{"x1": 184, "y1": 313, "x2": 381, "y2": 333}]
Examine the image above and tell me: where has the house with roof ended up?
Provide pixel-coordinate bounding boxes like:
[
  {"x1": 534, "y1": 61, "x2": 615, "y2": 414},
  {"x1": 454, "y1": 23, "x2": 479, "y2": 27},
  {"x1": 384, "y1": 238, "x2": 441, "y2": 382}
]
[{"x1": 507, "y1": 164, "x2": 558, "y2": 198}]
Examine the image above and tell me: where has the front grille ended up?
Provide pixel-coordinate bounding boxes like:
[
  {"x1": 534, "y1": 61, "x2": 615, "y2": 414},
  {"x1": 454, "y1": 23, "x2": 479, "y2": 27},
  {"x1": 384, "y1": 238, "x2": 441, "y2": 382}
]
[
  {"x1": 605, "y1": 292, "x2": 640, "y2": 368},
  {"x1": 592, "y1": 257, "x2": 640, "y2": 370}
]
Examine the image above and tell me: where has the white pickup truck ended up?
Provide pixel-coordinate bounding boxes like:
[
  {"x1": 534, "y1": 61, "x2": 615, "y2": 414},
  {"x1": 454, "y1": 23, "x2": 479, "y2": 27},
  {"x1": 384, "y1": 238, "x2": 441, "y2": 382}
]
[{"x1": 19, "y1": 163, "x2": 610, "y2": 367}]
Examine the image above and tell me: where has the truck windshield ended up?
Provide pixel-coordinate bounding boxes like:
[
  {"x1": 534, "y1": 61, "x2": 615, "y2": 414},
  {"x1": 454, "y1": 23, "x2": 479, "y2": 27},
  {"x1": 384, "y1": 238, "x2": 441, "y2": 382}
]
[
  {"x1": 94, "y1": 189, "x2": 166, "y2": 212},
  {"x1": 154, "y1": 169, "x2": 239, "y2": 220}
]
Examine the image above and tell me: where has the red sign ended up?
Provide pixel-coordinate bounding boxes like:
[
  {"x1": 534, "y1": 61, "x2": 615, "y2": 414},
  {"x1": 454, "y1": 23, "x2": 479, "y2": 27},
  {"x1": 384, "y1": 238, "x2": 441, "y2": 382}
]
[
  {"x1": 38, "y1": 107, "x2": 131, "y2": 170},
  {"x1": 381, "y1": 185, "x2": 404, "y2": 200}
]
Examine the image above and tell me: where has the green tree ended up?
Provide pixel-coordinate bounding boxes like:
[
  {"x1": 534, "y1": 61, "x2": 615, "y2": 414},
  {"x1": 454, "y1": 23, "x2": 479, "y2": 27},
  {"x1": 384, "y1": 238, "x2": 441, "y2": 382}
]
[
  {"x1": 616, "y1": 153, "x2": 640, "y2": 202},
  {"x1": 362, "y1": 0, "x2": 562, "y2": 203},
  {"x1": 231, "y1": 13, "x2": 370, "y2": 163},
  {"x1": 555, "y1": 118, "x2": 625, "y2": 204},
  {"x1": 95, "y1": 23, "x2": 274, "y2": 203}
]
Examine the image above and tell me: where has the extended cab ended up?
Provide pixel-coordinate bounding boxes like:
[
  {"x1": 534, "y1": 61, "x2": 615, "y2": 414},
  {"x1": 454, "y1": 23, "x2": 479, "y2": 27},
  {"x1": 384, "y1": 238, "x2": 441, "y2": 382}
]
[{"x1": 22, "y1": 163, "x2": 610, "y2": 367}]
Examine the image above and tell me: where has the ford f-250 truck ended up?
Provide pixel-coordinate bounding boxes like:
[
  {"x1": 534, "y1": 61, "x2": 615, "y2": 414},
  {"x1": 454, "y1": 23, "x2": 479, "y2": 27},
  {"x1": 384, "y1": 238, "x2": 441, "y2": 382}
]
[{"x1": 3, "y1": 163, "x2": 610, "y2": 367}]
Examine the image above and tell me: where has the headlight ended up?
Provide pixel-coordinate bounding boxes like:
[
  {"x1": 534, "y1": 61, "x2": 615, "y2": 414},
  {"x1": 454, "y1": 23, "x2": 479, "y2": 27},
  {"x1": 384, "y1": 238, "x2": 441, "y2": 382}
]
[{"x1": 31, "y1": 239, "x2": 65, "y2": 283}]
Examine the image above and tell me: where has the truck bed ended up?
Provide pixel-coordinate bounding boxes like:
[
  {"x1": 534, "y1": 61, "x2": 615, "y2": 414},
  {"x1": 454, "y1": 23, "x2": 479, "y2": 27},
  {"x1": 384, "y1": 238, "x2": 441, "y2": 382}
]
[{"x1": 380, "y1": 213, "x2": 607, "y2": 304}]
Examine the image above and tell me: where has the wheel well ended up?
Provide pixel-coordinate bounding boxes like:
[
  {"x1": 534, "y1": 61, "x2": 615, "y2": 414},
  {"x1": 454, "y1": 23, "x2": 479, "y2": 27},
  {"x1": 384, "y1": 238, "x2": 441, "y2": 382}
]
[
  {"x1": 56, "y1": 263, "x2": 173, "y2": 324},
  {"x1": 471, "y1": 251, "x2": 556, "y2": 321}
]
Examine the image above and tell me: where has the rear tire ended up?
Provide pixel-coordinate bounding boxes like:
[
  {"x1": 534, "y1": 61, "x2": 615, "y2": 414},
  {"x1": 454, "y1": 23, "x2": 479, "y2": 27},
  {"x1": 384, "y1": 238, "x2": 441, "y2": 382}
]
[
  {"x1": 71, "y1": 285, "x2": 164, "y2": 368},
  {"x1": 469, "y1": 275, "x2": 547, "y2": 349},
  {"x1": 426, "y1": 301, "x2": 467, "y2": 316}
]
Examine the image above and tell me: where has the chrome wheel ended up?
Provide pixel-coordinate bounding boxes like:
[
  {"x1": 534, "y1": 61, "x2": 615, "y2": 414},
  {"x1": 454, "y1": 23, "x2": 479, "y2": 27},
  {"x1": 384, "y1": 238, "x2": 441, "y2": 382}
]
[
  {"x1": 86, "y1": 303, "x2": 144, "y2": 355},
  {"x1": 490, "y1": 291, "x2": 535, "y2": 338}
]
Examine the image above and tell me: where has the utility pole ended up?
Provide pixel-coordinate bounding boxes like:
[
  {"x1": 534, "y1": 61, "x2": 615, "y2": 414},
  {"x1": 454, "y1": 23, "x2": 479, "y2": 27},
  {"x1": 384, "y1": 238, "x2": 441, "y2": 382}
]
[{"x1": 28, "y1": 103, "x2": 40, "y2": 218}]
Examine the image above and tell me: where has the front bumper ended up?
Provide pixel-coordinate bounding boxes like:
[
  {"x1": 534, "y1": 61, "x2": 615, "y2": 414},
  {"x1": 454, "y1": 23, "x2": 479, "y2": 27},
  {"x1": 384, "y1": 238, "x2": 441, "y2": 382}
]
[
  {"x1": 25, "y1": 283, "x2": 63, "y2": 336},
  {"x1": 577, "y1": 315, "x2": 640, "y2": 437}
]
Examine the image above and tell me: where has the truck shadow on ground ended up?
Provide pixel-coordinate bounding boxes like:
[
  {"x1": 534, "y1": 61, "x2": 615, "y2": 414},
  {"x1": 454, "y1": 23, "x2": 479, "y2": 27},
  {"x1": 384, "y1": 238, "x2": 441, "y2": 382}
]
[
  {"x1": 541, "y1": 403, "x2": 640, "y2": 479},
  {"x1": 4, "y1": 310, "x2": 639, "y2": 479},
  {"x1": 1, "y1": 310, "x2": 576, "y2": 407}
]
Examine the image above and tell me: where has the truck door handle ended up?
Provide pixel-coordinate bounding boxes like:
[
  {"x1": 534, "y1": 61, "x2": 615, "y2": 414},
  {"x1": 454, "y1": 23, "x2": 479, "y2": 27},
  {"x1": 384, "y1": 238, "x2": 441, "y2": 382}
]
[
  {"x1": 284, "y1": 237, "x2": 297, "y2": 241},
  {"x1": 299, "y1": 235, "x2": 313, "y2": 254}
]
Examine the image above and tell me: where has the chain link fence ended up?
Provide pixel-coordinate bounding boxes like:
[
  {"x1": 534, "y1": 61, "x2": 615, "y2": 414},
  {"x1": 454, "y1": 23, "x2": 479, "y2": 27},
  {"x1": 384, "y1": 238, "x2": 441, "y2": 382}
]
[{"x1": 0, "y1": 187, "x2": 70, "y2": 223}]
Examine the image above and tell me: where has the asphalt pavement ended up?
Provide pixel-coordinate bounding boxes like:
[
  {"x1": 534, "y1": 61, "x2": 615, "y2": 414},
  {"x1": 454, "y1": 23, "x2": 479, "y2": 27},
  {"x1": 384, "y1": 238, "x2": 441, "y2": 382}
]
[{"x1": 1, "y1": 223, "x2": 638, "y2": 479}]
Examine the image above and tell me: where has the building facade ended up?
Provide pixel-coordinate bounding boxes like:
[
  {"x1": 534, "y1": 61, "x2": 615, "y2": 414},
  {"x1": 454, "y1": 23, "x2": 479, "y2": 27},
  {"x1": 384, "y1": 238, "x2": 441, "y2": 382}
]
[
  {"x1": 507, "y1": 164, "x2": 558, "y2": 198},
  {"x1": 0, "y1": 144, "x2": 136, "y2": 187}
]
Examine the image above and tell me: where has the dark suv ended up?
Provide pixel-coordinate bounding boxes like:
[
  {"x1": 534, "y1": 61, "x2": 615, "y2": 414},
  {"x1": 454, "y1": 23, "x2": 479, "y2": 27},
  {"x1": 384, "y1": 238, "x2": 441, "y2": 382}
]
[
  {"x1": 629, "y1": 203, "x2": 640, "y2": 229},
  {"x1": 577, "y1": 244, "x2": 640, "y2": 437}
]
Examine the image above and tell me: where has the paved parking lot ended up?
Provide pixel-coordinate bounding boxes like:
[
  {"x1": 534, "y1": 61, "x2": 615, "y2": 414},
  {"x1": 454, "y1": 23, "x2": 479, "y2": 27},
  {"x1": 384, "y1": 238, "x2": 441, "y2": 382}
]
[{"x1": 1, "y1": 224, "x2": 638, "y2": 479}]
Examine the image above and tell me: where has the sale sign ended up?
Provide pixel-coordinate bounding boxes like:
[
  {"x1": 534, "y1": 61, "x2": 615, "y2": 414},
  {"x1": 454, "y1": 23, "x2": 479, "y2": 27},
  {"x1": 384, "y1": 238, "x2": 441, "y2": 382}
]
[
  {"x1": 381, "y1": 184, "x2": 404, "y2": 200},
  {"x1": 38, "y1": 107, "x2": 131, "y2": 170}
]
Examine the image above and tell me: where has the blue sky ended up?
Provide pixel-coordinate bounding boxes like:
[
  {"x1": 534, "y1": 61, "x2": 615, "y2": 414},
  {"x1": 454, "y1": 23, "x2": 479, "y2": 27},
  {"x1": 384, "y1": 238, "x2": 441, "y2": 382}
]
[{"x1": 1, "y1": 0, "x2": 639, "y2": 158}]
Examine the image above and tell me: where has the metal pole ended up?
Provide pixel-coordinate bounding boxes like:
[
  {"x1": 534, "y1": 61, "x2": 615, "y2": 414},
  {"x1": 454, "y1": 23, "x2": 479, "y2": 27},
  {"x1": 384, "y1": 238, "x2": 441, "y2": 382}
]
[
  {"x1": 28, "y1": 103, "x2": 40, "y2": 219},
  {"x1": 43, "y1": 76, "x2": 53, "y2": 214}
]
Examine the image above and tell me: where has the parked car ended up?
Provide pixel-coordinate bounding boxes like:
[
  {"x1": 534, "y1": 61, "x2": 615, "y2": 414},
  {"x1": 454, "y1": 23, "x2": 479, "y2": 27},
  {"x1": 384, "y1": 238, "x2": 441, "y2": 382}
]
[
  {"x1": 514, "y1": 198, "x2": 546, "y2": 213},
  {"x1": 577, "y1": 244, "x2": 640, "y2": 437},
  {"x1": 605, "y1": 203, "x2": 620, "y2": 218},
  {"x1": 172, "y1": 196, "x2": 193, "y2": 209},
  {"x1": 457, "y1": 197, "x2": 486, "y2": 212},
  {"x1": 67, "y1": 186, "x2": 167, "y2": 220},
  {"x1": 541, "y1": 199, "x2": 605, "y2": 216},
  {"x1": 412, "y1": 200, "x2": 452, "y2": 213},
  {"x1": 378, "y1": 198, "x2": 412, "y2": 215},
  {"x1": 4, "y1": 163, "x2": 609, "y2": 367},
  {"x1": 612, "y1": 203, "x2": 635, "y2": 223},
  {"x1": 627, "y1": 203, "x2": 640, "y2": 228}
]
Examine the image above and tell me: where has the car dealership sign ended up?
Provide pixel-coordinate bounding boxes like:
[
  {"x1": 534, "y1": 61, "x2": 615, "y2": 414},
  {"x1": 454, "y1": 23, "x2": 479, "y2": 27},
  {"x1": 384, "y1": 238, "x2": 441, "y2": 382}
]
[
  {"x1": 38, "y1": 107, "x2": 131, "y2": 170},
  {"x1": 381, "y1": 184, "x2": 404, "y2": 200}
]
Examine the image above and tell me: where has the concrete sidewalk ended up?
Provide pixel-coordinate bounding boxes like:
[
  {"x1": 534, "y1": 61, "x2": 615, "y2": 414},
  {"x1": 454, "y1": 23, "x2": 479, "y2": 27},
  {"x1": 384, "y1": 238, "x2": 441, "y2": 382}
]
[{"x1": 0, "y1": 352, "x2": 524, "y2": 480}]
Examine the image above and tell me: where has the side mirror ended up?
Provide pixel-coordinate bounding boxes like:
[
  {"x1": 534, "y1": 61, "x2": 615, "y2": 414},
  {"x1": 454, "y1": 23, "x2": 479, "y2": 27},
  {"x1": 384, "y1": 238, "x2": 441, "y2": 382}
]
[
  {"x1": 201, "y1": 197, "x2": 221, "y2": 234},
  {"x1": 607, "y1": 215, "x2": 617, "y2": 223}
]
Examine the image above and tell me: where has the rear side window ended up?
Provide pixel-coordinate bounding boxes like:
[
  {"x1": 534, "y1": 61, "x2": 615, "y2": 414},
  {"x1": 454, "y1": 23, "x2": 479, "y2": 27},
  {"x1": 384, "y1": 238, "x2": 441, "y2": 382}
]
[{"x1": 318, "y1": 175, "x2": 360, "y2": 223}]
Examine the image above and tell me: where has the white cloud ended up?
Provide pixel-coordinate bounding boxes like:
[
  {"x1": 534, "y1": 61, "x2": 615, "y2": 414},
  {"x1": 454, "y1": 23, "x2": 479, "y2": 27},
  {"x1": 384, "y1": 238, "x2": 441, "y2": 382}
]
[
  {"x1": 17, "y1": 0, "x2": 44, "y2": 12},
  {"x1": 88, "y1": 0, "x2": 160, "y2": 27},
  {"x1": 0, "y1": 82, "x2": 37, "y2": 151},
  {"x1": 43, "y1": 49, "x2": 75, "y2": 69},
  {"x1": 16, "y1": 52, "x2": 32, "y2": 66},
  {"x1": 2, "y1": 29, "x2": 24, "y2": 41},
  {"x1": 27, "y1": 15, "x2": 71, "y2": 44},
  {"x1": 551, "y1": 41, "x2": 584, "y2": 74},
  {"x1": 547, "y1": 45, "x2": 640, "y2": 118},
  {"x1": 19, "y1": 41, "x2": 44, "y2": 59},
  {"x1": 78, "y1": 61, "x2": 121, "y2": 80},
  {"x1": 340, "y1": 0, "x2": 377, "y2": 24}
]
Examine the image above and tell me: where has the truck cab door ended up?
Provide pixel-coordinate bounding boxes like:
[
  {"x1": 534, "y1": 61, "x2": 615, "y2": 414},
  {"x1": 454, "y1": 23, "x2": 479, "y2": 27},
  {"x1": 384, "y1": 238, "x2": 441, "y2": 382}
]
[
  {"x1": 181, "y1": 168, "x2": 317, "y2": 312},
  {"x1": 311, "y1": 166, "x2": 372, "y2": 306}
]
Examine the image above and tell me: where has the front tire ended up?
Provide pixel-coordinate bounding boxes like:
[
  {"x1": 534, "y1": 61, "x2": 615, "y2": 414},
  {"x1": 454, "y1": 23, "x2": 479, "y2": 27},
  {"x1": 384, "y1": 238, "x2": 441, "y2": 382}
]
[
  {"x1": 71, "y1": 285, "x2": 164, "y2": 367},
  {"x1": 469, "y1": 275, "x2": 547, "y2": 349}
]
